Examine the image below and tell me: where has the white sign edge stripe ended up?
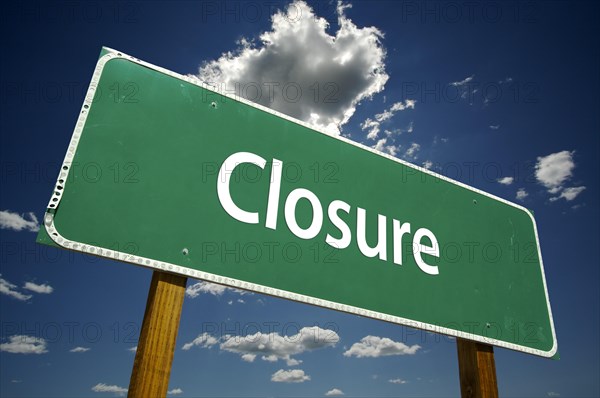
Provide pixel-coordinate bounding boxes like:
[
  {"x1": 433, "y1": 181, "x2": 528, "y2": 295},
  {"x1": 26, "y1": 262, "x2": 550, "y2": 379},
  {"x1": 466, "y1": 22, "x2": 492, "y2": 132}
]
[{"x1": 42, "y1": 47, "x2": 557, "y2": 358}]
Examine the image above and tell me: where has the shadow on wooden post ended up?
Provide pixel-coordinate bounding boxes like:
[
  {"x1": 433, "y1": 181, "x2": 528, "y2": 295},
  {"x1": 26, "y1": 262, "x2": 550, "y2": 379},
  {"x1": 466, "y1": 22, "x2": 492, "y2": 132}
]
[
  {"x1": 128, "y1": 271, "x2": 187, "y2": 398},
  {"x1": 457, "y1": 338, "x2": 499, "y2": 398}
]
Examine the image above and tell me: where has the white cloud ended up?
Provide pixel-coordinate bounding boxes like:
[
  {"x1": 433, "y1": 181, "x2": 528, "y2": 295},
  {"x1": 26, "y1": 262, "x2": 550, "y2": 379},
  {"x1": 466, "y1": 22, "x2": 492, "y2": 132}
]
[
  {"x1": 128, "y1": 346, "x2": 137, "y2": 353},
  {"x1": 0, "y1": 275, "x2": 32, "y2": 301},
  {"x1": 0, "y1": 335, "x2": 48, "y2": 354},
  {"x1": 198, "y1": 0, "x2": 388, "y2": 135},
  {"x1": 0, "y1": 210, "x2": 39, "y2": 232},
  {"x1": 23, "y1": 282, "x2": 53, "y2": 294},
  {"x1": 91, "y1": 383, "x2": 127, "y2": 395},
  {"x1": 371, "y1": 138, "x2": 399, "y2": 156},
  {"x1": 361, "y1": 118, "x2": 380, "y2": 140},
  {"x1": 271, "y1": 369, "x2": 310, "y2": 383},
  {"x1": 325, "y1": 388, "x2": 345, "y2": 396},
  {"x1": 497, "y1": 176, "x2": 514, "y2": 185},
  {"x1": 450, "y1": 74, "x2": 474, "y2": 86},
  {"x1": 183, "y1": 326, "x2": 338, "y2": 365},
  {"x1": 70, "y1": 347, "x2": 90, "y2": 353},
  {"x1": 389, "y1": 378, "x2": 408, "y2": 384},
  {"x1": 343, "y1": 336, "x2": 420, "y2": 358},
  {"x1": 550, "y1": 186, "x2": 586, "y2": 202},
  {"x1": 404, "y1": 142, "x2": 420, "y2": 159},
  {"x1": 489, "y1": 125, "x2": 500, "y2": 130},
  {"x1": 181, "y1": 332, "x2": 219, "y2": 351},
  {"x1": 185, "y1": 281, "x2": 250, "y2": 298},
  {"x1": 422, "y1": 160, "x2": 433, "y2": 170},
  {"x1": 516, "y1": 188, "x2": 529, "y2": 201},
  {"x1": 362, "y1": 100, "x2": 416, "y2": 140},
  {"x1": 168, "y1": 388, "x2": 183, "y2": 395},
  {"x1": 547, "y1": 392, "x2": 560, "y2": 397},
  {"x1": 535, "y1": 150, "x2": 575, "y2": 193}
]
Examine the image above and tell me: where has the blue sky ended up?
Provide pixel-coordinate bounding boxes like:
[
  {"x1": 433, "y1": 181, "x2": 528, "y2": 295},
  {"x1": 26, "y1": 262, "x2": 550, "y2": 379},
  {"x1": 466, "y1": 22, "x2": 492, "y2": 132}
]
[{"x1": 1, "y1": 1, "x2": 599, "y2": 397}]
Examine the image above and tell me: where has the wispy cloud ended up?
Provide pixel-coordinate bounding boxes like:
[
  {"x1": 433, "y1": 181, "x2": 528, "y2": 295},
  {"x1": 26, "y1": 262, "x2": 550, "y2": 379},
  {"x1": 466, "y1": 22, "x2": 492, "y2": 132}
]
[
  {"x1": 404, "y1": 142, "x2": 421, "y2": 160},
  {"x1": 271, "y1": 369, "x2": 310, "y2": 383},
  {"x1": 23, "y1": 282, "x2": 53, "y2": 294},
  {"x1": 489, "y1": 125, "x2": 500, "y2": 130},
  {"x1": 343, "y1": 336, "x2": 420, "y2": 358},
  {"x1": 371, "y1": 138, "x2": 399, "y2": 157},
  {"x1": 70, "y1": 347, "x2": 90, "y2": 353},
  {"x1": 185, "y1": 281, "x2": 251, "y2": 298},
  {"x1": 450, "y1": 74, "x2": 475, "y2": 86},
  {"x1": 0, "y1": 335, "x2": 48, "y2": 354},
  {"x1": 198, "y1": 0, "x2": 388, "y2": 134},
  {"x1": 325, "y1": 388, "x2": 345, "y2": 396},
  {"x1": 168, "y1": 388, "x2": 183, "y2": 395},
  {"x1": 91, "y1": 383, "x2": 127, "y2": 396},
  {"x1": 389, "y1": 378, "x2": 408, "y2": 384},
  {"x1": 0, "y1": 275, "x2": 32, "y2": 301},
  {"x1": 549, "y1": 186, "x2": 586, "y2": 202},
  {"x1": 0, "y1": 210, "x2": 39, "y2": 232},
  {"x1": 181, "y1": 332, "x2": 219, "y2": 351},
  {"x1": 362, "y1": 99, "x2": 416, "y2": 140}
]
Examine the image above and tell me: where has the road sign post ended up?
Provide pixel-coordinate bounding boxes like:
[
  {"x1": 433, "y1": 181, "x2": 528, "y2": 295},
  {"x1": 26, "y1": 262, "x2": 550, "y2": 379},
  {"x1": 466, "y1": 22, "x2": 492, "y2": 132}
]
[
  {"x1": 128, "y1": 271, "x2": 187, "y2": 398},
  {"x1": 457, "y1": 339, "x2": 498, "y2": 398}
]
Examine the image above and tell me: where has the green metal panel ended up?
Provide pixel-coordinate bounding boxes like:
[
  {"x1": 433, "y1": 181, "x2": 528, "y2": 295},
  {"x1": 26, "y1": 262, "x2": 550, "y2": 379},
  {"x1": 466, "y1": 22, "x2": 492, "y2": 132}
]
[{"x1": 37, "y1": 48, "x2": 556, "y2": 357}]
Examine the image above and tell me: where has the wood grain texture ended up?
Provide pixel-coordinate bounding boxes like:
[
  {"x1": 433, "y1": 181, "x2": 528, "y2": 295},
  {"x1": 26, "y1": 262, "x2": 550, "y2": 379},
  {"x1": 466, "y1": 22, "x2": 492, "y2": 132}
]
[
  {"x1": 457, "y1": 338, "x2": 499, "y2": 398},
  {"x1": 128, "y1": 271, "x2": 187, "y2": 398}
]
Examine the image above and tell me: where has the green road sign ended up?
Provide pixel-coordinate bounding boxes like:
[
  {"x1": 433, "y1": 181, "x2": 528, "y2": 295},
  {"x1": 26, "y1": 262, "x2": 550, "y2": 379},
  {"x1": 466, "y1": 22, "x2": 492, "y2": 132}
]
[{"x1": 38, "y1": 47, "x2": 557, "y2": 357}]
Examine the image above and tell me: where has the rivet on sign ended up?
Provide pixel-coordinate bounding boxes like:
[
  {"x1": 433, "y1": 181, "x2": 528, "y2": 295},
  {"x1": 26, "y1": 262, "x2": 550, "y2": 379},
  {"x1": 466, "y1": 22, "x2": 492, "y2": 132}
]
[
  {"x1": 473, "y1": 199, "x2": 478, "y2": 205},
  {"x1": 210, "y1": 101, "x2": 217, "y2": 109},
  {"x1": 486, "y1": 323, "x2": 491, "y2": 328},
  {"x1": 182, "y1": 248, "x2": 189, "y2": 256}
]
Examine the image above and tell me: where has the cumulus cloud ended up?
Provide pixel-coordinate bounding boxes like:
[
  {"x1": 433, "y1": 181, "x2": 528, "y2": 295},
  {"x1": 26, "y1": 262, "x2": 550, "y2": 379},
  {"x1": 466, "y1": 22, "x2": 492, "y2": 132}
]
[
  {"x1": 0, "y1": 275, "x2": 32, "y2": 301},
  {"x1": 0, "y1": 210, "x2": 39, "y2": 232},
  {"x1": 389, "y1": 378, "x2": 408, "y2": 384},
  {"x1": 185, "y1": 281, "x2": 250, "y2": 298},
  {"x1": 535, "y1": 151, "x2": 575, "y2": 193},
  {"x1": 535, "y1": 151, "x2": 586, "y2": 202},
  {"x1": 0, "y1": 335, "x2": 48, "y2": 354},
  {"x1": 325, "y1": 388, "x2": 345, "y2": 396},
  {"x1": 422, "y1": 160, "x2": 433, "y2": 170},
  {"x1": 168, "y1": 388, "x2": 183, "y2": 395},
  {"x1": 198, "y1": 0, "x2": 389, "y2": 134},
  {"x1": 497, "y1": 176, "x2": 514, "y2": 185},
  {"x1": 23, "y1": 282, "x2": 54, "y2": 294},
  {"x1": 91, "y1": 383, "x2": 127, "y2": 395},
  {"x1": 516, "y1": 188, "x2": 528, "y2": 201},
  {"x1": 182, "y1": 326, "x2": 338, "y2": 365},
  {"x1": 271, "y1": 369, "x2": 310, "y2": 383},
  {"x1": 343, "y1": 336, "x2": 420, "y2": 358},
  {"x1": 70, "y1": 347, "x2": 90, "y2": 353}
]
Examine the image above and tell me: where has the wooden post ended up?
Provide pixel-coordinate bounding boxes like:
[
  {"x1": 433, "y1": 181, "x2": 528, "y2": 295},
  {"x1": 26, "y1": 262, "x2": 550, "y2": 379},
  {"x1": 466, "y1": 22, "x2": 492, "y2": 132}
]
[
  {"x1": 456, "y1": 338, "x2": 499, "y2": 398},
  {"x1": 128, "y1": 271, "x2": 187, "y2": 398}
]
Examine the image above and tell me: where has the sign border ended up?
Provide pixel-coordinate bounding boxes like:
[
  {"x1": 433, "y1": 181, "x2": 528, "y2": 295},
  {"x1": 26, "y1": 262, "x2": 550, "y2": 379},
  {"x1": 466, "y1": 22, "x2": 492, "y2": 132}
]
[{"x1": 42, "y1": 47, "x2": 557, "y2": 357}]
